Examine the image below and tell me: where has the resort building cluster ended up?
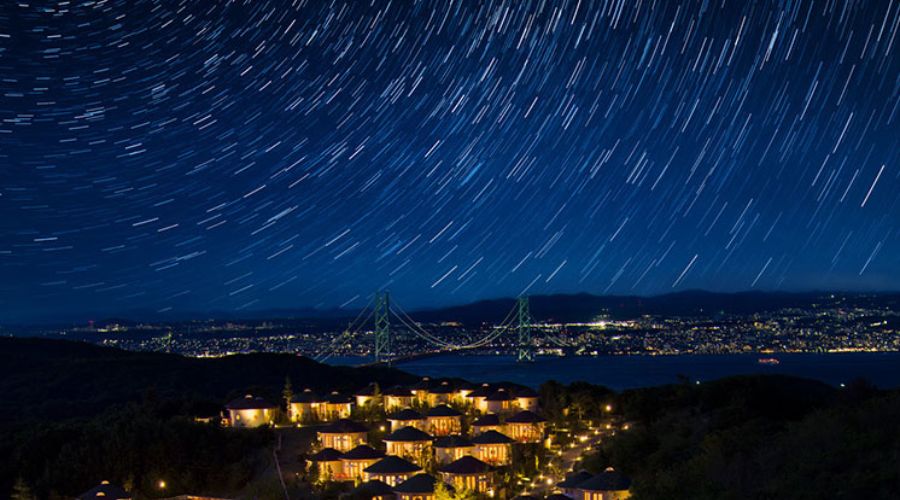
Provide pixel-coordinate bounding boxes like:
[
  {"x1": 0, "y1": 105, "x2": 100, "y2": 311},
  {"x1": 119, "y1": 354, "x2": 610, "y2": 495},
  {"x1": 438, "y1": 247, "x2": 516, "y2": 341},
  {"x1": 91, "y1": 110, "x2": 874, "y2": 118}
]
[{"x1": 223, "y1": 376, "x2": 631, "y2": 499}]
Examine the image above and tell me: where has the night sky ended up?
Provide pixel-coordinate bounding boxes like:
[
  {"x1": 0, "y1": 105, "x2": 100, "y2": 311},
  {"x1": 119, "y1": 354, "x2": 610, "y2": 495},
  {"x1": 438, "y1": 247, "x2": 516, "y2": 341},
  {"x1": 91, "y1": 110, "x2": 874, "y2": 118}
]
[{"x1": 1, "y1": 0, "x2": 898, "y2": 321}]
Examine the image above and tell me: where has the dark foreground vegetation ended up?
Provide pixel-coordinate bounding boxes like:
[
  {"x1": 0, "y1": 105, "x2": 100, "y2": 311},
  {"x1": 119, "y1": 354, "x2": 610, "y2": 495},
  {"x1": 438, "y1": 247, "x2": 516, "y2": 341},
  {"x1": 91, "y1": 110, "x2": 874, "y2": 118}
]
[
  {"x1": 583, "y1": 376, "x2": 900, "y2": 499},
  {"x1": 1, "y1": 337, "x2": 898, "y2": 498},
  {"x1": 0, "y1": 337, "x2": 416, "y2": 498}
]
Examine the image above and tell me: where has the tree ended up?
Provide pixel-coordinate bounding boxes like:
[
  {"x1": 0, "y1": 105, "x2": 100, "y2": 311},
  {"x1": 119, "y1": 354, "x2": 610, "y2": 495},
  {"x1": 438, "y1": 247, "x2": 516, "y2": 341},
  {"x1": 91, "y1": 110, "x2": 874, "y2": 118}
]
[
  {"x1": 281, "y1": 376, "x2": 294, "y2": 422},
  {"x1": 10, "y1": 477, "x2": 35, "y2": 500},
  {"x1": 434, "y1": 480, "x2": 453, "y2": 500}
]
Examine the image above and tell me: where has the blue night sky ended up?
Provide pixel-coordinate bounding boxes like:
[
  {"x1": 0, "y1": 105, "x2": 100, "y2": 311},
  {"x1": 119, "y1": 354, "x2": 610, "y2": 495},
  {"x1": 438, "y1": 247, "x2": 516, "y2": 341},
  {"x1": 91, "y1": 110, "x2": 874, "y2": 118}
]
[{"x1": 1, "y1": 0, "x2": 898, "y2": 321}]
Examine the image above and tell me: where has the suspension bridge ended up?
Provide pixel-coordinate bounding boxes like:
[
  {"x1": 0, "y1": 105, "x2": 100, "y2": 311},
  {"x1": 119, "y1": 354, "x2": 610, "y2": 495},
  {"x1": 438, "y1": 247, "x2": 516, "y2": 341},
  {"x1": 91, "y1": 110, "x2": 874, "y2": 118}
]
[{"x1": 313, "y1": 292, "x2": 568, "y2": 366}]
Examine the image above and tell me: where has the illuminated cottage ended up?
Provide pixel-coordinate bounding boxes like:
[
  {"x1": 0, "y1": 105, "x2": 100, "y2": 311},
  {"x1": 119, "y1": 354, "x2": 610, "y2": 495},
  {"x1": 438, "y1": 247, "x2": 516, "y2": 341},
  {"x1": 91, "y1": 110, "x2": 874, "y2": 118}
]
[
  {"x1": 289, "y1": 389, "x2": 320, "y2": 423},
  {"x1": 433, "y1": 435, "x2": 474, "y2": 464},
  {"x1": 393, "y1": 473, "x2": 449, "y2": 500},
  {"x1": 575, "y1": 467, "x2": 632, "y2": 500},
  {"x1": 78, "y1": 481, "x2": 131, "y2": 500},
  {"x1": 437, "y1": 456, "x2": 494, "y2": 494},
  {"x1": 384, "y1": 386, "x2": 415, "y2": 412},
  {"x1": 355, "y1": 383, "x2": 382, "y2": 409},
  {"x1": 410, "y1": 377, "x2": 434, "y2": 404},
  {"x1": 383, "y1": 426, "x2": 432, "y2": 462},
  {"x1": 485, "y1": 388, "x2": 515, "y2": 414},
  {"x1": 387, "y1": 408, "x2": 426, "y2": 432},
  {"x1": 318, "y1": 419, "x2": 368, "y2": 452},
  {"x1": 453, "y1": 381, "x2": 477, "y2": 403},
  {"x1": 341, "y1": 445, "x2": 386, "y2": 482},
  {"x1": 427, "y1": 381, "x2": 454, "y2": 406},
  {"x1": 364, "y1": 456, "x2": 423, "y2": 486},
  {"x1": 471, "y1": 414, "x2": 501, "y2": 435},
  {"x1": 347, "y1": 480, "x2": 396, "y2": 500},
  {"x1": 465, "y1": 383, "x2": 493, "y2": 412},
  {"x1": 504, "y1": 410, "x2": 547, "y2": 443},
  {"x1": 308, "y1": 448, "x2": 344, "y2": 481},
  {"x1": 556, "y1": 470, "x2": 594, "y2": 498},
  {"x1": 513, "y1": 387, "x2": 540, "y2": 412},
  {"x1": 225, "y1": 394, "x2": 277, "y2": 428},
  {"x1": 470, "y1": 430, "x2": 514, "y2": 466},
  {"x1": 426, "y1": 405, "x2": 463, "y2": 436},
  {"x1": 321, "y1": 391, "x2": 354, "y2": 420}
]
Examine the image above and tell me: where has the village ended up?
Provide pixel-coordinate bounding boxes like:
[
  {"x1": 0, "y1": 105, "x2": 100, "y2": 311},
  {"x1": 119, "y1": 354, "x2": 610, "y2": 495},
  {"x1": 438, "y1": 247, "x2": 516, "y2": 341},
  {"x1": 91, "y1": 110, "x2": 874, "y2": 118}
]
[{"x1": 221, "y1": 376, "x2": 632, "y2": 500}]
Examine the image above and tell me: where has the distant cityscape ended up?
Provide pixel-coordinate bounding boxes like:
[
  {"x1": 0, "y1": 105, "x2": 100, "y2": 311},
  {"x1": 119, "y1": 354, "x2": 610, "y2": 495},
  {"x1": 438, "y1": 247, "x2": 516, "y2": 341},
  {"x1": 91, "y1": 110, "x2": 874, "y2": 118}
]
[{"x1": 7, "y1": 293, "x2": 898, "y2": 360}]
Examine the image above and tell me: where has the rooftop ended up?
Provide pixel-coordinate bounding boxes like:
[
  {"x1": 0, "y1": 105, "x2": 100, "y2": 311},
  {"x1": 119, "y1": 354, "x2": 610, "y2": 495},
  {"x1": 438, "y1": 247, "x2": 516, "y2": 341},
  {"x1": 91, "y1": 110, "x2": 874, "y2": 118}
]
[
  {"x1": 505, "y1": 410, "x2": 547, "y2": 424},
  {"x1": 364, "y1": 455, "x2": 422, "y2": 474},
  {"x1": 384, "y1": 425, "x2": 432, "y2": 442},
  {"x1": 433, "y1": 435, "x2": 474, "y2": 448},
  {"x1": 355, "y1": 383, "x2": 380, "y2": 396},
  {"x1": 472, "y1": 414, "x2": 501, "y2": 427},
  {"x1": 392, "y1": 473, "x2": 443, "y2": 494},
  {"x1": 291, "y1": 388, "x2": 320, "y2": 403},
  {"x1": 78, "y1": 481, "x2": 130, "y2": 500},
  {"x1": 345, "y1": 479, "x2": 396, "y2": 499},
  {"x1": 485, "y1": 388, "x2": 513, "y2": 401},
  {"x1": 577, "y1": 467, "x2": 631, "y2": 492},
  {"x1": 341, "y1": 445, "x2": 385, "y2": 461},
  {"x1": 470, "y1": 429, "x2": 515, "y2": 445},
  {"x1": 388, "y1": 408, "x2": 424, "y2": 421},
  {"x1": 557, "y1": 470, "x2": 594, "y2": 489},
  {"x1": 225, "y1": 394, "x2": 276, "y2": 410},
  {"x1": 309, "y1": 448, "x2": 344, "y2": 462},
  {"x1": 438, "y1": 455, "x2": 492, "y2": 475},
  {"x1": 384, "y1": 386, "x2": 413, "y2": 397},
  {"x1": 318, "y1": 419, "x2": 368, "y2": 434},
  {"x1": 427, "y1": 404, "x2": 463, "y2": 417}
]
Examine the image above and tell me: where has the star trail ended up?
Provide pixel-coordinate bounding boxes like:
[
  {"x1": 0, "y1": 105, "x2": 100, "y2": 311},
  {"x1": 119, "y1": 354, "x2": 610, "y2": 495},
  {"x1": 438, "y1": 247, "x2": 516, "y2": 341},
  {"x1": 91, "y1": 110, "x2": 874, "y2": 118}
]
[{"x1": 1, "y1": 0, "x2": 898, "y2": 321}]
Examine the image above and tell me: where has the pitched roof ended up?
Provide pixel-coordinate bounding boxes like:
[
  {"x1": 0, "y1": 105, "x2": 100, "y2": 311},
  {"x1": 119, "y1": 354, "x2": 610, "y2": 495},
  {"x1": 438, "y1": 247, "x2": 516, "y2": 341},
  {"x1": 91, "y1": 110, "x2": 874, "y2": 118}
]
[
  {"x1": 556, "y1": 470, "x2": 593, "y2": 488},
  {"x1": 410, "y1": 377, "x2": 433, "y2": 391},
  {"x1": 384, "y1": 425, "x2": 432, "y2": 442},
  {"x1": 392, "y1": 473, "x2": 440, "y2": 494},
  {"x1": 466, "y1": 384, "x2": 494, "y2": 398},
  {"x1": 318, "y1": 419, "x2": 368, "y2": 434},
  {"x1": 577, "y1": 468, "x2": 631, "y2": 492},
  {"x1": 438, "y1": 456, "x2": 492, "y2": 475},
  {"x1": 291, "y1": 389, "x2": 320, "y2": 403},
  {"x1": 485, "y1": 388, "x2": 513, "y2": 401},
  {"x1": 546, "y1": 494, "x2": 574, "y2": 500},
  {"x1": 355, "y1": 384, "x2": 380, "y2": 396},
  {"x1": 433, "y1": 435, "x2": 473, "y2": 448},
  {"x1": 472, "y1": 414, "x2": 500, "y2": 427},
  {"x1": 364, "y1": 455, "x2": 422, "y2": 474},
  {"x1": 427, "y1": 404, "x2": 463, "y2": 417},
  {"x1": 226, "y1": 394, "x2": 276, "y2": 410},
  {"x1": 325, "y1": 391, "x2": 353, "y2": 404},
  {"x1": 454, "y1": 380, "x2": 478, "y2": 391},
  {"x1": 78, "y1": 481, "x2": 130, "y2": 500},
  {"x1": 341, "y1": 445, "x2": 385, "y2": 461},
  {"x1": 309, "y1": 448, "x2": 344, "y2": 462},
  {"x1": 429, "y1": 381, "x2": 454, "y2": 394},
  {"x1": 505, "y1": 410, "x2": 547, "y2": 423},
  {"x1": 388, "y1": 408, "x2": 424, "y2": 421},
  {"x1": 384, "y1": 386, "x2": 413, "y2": 397},
  {"x1": 470, "y1": 429, "x2": 514, "y2": 445},
  {"x1": 344, "y1": 479, "x2": 396, "y2": 499}
]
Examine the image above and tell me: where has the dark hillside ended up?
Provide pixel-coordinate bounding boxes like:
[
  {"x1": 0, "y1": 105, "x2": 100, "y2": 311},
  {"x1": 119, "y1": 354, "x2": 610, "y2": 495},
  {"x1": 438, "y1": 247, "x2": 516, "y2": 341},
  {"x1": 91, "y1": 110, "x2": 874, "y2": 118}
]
[{"x1": 0, "y1": 337, "x2": 417, "y2": 427}]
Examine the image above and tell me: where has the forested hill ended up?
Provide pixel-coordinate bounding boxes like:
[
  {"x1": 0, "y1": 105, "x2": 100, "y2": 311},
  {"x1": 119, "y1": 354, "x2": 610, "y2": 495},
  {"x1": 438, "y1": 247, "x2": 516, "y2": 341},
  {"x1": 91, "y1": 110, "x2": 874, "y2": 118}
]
[{"x1": 0, "y1": 337, "x2": 416, "y2": 427}]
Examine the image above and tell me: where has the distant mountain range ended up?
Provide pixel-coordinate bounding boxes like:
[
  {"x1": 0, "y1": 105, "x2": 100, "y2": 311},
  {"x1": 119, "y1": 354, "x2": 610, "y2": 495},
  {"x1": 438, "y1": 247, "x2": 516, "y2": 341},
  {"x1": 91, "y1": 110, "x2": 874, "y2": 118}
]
[{"x1": 6, "y1": 290, "x2": 900, "y2": 327}]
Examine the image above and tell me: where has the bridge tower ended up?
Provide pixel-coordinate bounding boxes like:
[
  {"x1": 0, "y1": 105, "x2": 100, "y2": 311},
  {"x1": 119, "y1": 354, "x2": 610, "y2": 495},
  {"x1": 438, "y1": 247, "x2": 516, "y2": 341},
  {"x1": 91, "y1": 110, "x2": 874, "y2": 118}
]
[
  {"x1": 374, "y1": 291, "x2": 391, "y2": 364},
  {"x1": 516, "y1": 295, "x2": 534, "y2": 362}
]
